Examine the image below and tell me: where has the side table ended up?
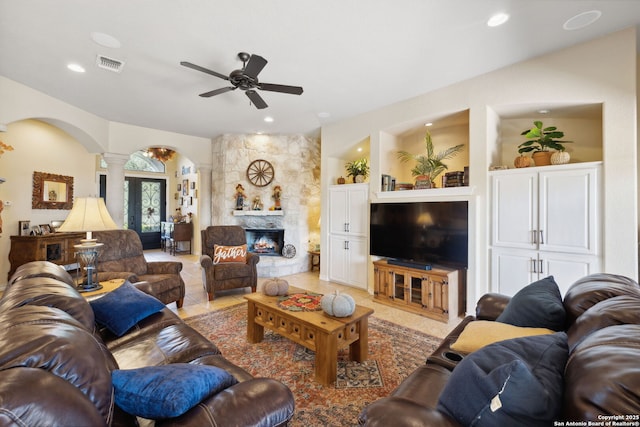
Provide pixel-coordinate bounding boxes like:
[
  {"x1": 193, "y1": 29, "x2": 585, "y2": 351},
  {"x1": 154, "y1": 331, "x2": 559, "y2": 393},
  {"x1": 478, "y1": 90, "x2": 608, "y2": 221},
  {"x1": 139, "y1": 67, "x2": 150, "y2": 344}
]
[
  {"x1": 308, "y1": 250, "x2": 320, "y2": 271},
  {"x1": 82, "y1": 279, "x2": 126, "y2": 301}
]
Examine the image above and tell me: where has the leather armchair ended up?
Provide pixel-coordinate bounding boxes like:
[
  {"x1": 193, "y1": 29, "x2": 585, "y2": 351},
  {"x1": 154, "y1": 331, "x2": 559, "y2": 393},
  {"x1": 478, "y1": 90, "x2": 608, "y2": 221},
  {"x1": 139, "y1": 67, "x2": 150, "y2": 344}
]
[
  {"x1": 93, "y1": 229, "x2": 185, "y2": 308},
  {"x1": 200, "y1": 225, "x2": 259, "y2": 301}
]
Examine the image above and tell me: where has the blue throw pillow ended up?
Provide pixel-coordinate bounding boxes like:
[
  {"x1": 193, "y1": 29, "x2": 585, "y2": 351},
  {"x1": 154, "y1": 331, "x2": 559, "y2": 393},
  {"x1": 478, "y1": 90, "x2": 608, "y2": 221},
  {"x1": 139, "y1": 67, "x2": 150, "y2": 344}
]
[
  {"x1": 90, "y1": 281, "x2": 165, "y2": 336},
  {"x1": 437, "y1": 332, "x2": 568, "y2": 427},
  {"x1": 112, "y1": 364, "x2": 238, "y2": 419},
  {"x1": 496, "y1": 276, "x2": 566, "y2": 331}
]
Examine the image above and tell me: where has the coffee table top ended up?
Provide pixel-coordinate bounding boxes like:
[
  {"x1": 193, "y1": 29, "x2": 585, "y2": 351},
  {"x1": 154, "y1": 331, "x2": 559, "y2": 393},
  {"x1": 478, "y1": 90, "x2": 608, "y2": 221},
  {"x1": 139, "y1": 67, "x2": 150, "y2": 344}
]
[{"x1": 245, "y1": 287, "x2": 374, "y2": 333}]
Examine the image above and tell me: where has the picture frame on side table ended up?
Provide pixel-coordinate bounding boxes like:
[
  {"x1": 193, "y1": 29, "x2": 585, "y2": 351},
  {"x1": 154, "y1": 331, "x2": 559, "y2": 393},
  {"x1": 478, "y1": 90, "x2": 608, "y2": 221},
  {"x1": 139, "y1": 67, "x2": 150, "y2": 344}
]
[
  {"x1": 40, "y1": 224, "x2": 52, "y2": 235},
  {"x1": 19, "y1": 220, "x2": 31, "y2": 236}
]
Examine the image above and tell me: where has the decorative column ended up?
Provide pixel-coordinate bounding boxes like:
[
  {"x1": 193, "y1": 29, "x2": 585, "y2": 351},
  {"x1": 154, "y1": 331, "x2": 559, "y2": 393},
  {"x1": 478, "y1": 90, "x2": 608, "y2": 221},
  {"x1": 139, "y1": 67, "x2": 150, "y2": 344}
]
[
  {"x1": 196, "y1": 164, "x2": 213, "y2": 227},
  {"x1": 101, "y1": 153, "x2": 129, "y2": 227}
]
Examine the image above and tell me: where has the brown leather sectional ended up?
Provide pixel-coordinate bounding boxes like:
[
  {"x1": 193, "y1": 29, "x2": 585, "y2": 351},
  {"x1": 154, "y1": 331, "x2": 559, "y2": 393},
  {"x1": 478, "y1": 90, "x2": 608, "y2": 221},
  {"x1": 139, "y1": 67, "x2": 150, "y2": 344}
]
[
  {"x1": 0, "y1": 261, "x2": 294, "y2": 426},
  {"x1": 359, "y1": 273, "x2": 640, "y2": 426}
]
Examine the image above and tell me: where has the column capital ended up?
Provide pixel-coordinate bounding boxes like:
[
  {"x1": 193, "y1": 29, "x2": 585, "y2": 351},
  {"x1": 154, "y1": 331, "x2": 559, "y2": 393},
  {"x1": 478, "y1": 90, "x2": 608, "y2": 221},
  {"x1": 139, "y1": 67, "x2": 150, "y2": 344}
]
[{"x1": 102, "y1": 152, "x2": 130, "y2": 165}]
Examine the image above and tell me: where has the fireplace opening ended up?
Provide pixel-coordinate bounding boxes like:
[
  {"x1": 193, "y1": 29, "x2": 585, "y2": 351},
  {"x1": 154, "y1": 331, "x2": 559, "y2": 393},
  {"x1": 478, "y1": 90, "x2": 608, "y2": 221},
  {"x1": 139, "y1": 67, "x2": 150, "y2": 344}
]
[{"x1": 245, "y1": 228, "x2": 285, "y2": 256}]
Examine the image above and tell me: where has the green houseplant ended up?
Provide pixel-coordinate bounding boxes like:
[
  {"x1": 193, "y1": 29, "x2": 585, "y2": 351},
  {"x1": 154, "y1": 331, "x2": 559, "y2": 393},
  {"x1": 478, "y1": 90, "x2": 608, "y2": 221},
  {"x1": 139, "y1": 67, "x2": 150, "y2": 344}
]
[
  {"x1": 518, "y1": 120, "x2": 571, "y2": 166},
  {"x1": 397, "y1": 131, "x2": 464, "y2": 188},
  {"x1": 345, "y1": 158, "x2": 369, "y2": 182}
]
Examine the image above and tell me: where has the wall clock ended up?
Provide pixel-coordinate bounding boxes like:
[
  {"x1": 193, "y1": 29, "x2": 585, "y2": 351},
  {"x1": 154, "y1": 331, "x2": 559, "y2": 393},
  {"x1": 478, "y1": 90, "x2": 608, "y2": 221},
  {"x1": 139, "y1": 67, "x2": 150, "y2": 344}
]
[{"x1": 246, "y1": 159, "x2": 274, "y2": 187}]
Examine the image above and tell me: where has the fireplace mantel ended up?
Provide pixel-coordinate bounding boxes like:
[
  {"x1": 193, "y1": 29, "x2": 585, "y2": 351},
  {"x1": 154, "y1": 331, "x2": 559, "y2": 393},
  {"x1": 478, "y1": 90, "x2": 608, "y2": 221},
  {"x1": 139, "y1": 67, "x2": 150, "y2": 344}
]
[{"x1": 232, "y1": 211, "x2": 284, "y2": 217}]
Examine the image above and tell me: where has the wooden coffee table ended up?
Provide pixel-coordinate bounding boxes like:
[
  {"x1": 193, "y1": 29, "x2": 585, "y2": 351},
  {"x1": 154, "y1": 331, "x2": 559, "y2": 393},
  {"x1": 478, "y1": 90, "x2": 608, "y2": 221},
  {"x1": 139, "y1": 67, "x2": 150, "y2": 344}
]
[{"x1": 244, "y1": 288, "x2": 374, "y2": 386}]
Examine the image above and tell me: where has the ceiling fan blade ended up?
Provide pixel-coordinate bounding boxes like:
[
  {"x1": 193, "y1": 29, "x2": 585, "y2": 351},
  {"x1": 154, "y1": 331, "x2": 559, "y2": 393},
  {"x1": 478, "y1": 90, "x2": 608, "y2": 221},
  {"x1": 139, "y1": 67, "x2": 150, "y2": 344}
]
[
  {"x1": 199, "y1": 87, "x2": 236, "y2": 98},
  {"x1": 259, "y1": 83, "x2": 304, "y2": 95},
  {"x1": 180, "y1": 61, "x2": 229, "y2": 81},
  {"x1": 246, "y1": 90, "x2": 268, "y2": 109},
  {"x1": 243, "y1": 55, "x2": 268, "y2": 79}
]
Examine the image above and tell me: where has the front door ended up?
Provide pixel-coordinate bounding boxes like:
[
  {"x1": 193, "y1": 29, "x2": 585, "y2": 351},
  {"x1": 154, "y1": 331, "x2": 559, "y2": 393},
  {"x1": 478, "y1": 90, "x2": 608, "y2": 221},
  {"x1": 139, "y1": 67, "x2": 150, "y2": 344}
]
[{"x1": 125, "y1": 177, "x2": 166, "y2": 249}]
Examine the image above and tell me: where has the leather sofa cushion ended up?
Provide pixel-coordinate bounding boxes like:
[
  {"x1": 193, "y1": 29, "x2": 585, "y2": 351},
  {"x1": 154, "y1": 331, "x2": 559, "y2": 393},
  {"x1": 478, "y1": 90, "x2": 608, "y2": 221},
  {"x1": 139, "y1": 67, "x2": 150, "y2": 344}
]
[
  {"x1": 563, "y1": 273, "x2": 640, "y2": 325},
  {"x1": 564, "y1": 324, "x2": 640, "y2": 421},
  {"x1": 566, "y1": 294, "x2": 640, "y2": 351},
  {"x1": 0, "y1": 305, "x2": 115, "y2": 422}
]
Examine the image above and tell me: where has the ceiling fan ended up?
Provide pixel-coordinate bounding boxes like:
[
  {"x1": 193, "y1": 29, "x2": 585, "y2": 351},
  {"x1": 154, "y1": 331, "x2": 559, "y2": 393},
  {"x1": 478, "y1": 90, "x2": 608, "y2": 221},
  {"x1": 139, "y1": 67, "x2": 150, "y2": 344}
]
[{"x1": 180, "y1": 52, "x2": 303, "y2": 109}]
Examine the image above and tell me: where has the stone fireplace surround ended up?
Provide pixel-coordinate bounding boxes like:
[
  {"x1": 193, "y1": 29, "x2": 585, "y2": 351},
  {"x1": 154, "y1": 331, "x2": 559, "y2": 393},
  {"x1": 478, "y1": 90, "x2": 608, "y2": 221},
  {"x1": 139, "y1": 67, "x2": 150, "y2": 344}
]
[{"x1": 209, "y1": 134, "x2": 321, "y2": 278}]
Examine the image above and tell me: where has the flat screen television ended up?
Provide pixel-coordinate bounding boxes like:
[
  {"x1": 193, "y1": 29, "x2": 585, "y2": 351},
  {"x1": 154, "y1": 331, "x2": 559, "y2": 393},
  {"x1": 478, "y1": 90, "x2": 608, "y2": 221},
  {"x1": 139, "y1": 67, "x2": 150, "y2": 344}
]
[{"x1": 370, "y1": 201, "x2": 468, "y2": 268}]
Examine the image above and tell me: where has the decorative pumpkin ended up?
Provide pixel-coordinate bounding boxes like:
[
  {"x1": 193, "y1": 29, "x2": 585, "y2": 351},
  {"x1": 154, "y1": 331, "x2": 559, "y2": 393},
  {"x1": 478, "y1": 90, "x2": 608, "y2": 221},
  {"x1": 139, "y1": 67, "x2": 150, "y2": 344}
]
[
  {"x1": 321, "y1": 290, "x2": 356, "y2": 317},
  {"x1": 337, "y1": 176, "x2": 346, "y2": 185},
  {"x1": 550, "y1": 150, "x2": 570, "y2": 165},
  {"x1": 263, "y1": 278, "x2": 289, "y2": 296},
  {"x1": 514, "y1": 155, "x2": 530, "y2": 168}
]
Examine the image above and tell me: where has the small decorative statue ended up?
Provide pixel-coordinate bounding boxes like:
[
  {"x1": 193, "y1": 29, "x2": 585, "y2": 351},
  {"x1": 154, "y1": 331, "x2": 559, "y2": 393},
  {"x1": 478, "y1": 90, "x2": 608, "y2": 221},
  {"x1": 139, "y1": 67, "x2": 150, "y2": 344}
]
[
  {"x1": 272, "y1": 185, "x2": 282, "y2": 210},
  {"x1": 235, "y1": 184, "x2": 246, "y2": 210},
  {"x1": 252, "y1": 195, "x2": 263, "y2": 210}
]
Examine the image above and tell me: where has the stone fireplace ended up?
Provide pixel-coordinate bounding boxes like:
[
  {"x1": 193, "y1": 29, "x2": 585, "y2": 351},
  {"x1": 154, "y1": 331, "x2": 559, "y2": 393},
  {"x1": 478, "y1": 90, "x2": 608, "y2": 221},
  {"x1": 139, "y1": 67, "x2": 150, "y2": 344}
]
[{"x1": 245, "y1": 228, "x2": 285, "y2": 256}]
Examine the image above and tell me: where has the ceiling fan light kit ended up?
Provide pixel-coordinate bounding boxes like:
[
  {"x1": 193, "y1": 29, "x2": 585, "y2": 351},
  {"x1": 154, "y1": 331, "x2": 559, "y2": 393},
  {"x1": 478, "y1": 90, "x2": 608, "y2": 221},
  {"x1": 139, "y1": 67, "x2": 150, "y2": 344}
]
[{"x1": 181, "y1": 52, "x2": 303, "y2": 109}]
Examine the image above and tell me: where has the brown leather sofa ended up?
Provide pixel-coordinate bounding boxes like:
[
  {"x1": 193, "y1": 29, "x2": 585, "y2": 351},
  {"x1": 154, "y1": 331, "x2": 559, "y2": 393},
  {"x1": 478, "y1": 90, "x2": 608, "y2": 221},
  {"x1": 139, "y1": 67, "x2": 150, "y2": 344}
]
[
  {"x1": 94, "y1": 229, "x2": 185, "y2": 308},
  {"x1": 358, "y1": 273, "x2": 640, "y2": 426},
  {"x1": 200, "y1": 226, "x2": 259, "y2": 301},
  {"x1": 0, "y1": 261, "x2": 295, "y2": 427}
]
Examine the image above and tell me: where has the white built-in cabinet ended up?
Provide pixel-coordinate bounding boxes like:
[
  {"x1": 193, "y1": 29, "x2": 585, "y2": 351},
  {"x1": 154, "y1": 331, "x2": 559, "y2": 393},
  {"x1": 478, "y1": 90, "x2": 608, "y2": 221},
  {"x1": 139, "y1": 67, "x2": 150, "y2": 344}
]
[
  {"x1": 490, "y1": 162, "x2": 601, "y2": 296},
  {"x1": 328, "y1": 183, "x2": 368, "y2": 289}
]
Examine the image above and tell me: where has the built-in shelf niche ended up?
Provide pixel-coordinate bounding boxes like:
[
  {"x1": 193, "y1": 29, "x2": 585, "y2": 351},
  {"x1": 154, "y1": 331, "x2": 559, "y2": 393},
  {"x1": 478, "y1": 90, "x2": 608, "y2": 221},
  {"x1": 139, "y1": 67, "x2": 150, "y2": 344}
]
[
  {"x1": 379, "y1": 109, "x2": 470, "y2": 193},
  {"x1": 490, "y1": 102, "x2": 603, "y2": 169}
]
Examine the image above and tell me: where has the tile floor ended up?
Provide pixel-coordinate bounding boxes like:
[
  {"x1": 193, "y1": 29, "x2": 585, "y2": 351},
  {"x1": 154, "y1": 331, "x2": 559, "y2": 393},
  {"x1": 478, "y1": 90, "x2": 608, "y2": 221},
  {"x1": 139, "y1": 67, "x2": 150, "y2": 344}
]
[{"x1": 146, "y1": 250, "x2": 459, "y2": 339}]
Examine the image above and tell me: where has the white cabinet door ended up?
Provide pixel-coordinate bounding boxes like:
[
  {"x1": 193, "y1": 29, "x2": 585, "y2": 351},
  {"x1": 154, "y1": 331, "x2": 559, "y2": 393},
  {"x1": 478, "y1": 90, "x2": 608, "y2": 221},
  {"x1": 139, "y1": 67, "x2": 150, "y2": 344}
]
[
  {"x1": 346, "y1": 236, "x2": 368, "y2": 289},
  {"x1": 346, "y1": 186, "x2": 368, "y2": 236},
  {"x1": 539, "y1": 167, "x2": 599, "y2": 255},
  {"x1": 329, "y1": 187, "x2": 349, "y2": 235},
  {"x1": 328, "y1": 235, "x2": 368, "y2": 289},
  {"x1": 491, "y1": 248, "x2": 537, "y2": 296},
  {"x1": 541, "y1": 252, "x2": 599, "y2": 296},
  {"x1": 492, "y1": 172, "x2": 537, "y2": 250}
]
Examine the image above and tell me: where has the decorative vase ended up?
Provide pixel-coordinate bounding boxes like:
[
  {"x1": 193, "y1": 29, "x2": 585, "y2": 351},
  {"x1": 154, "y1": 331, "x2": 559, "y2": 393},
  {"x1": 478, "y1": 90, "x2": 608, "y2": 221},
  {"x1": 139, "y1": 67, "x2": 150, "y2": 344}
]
[
  {"x1": 337, "y1": 176, "x2": 346, "y2": 185},
  {"x1": 532, "y1": 151, "x2": 552, "y2": 166},
  {"x1": 355, "y1": 175, "x2": 365, "y2": 183},
  {"x1": 550, "y1": 151, "x2": 570, "y2": 165},
  {"x1": 514, "y1": 155, "x2": 530, "y2": 168}
]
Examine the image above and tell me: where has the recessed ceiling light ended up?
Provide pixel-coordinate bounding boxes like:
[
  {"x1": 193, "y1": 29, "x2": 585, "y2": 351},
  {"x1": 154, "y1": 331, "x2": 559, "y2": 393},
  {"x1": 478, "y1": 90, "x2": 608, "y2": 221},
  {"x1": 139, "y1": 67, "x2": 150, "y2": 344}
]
[
  {"x1": 563, "y1": 10, "x2": 602, "y2": 31},
  {"x1": 67, "y1": 63, "x2": 86, "y2": 73},
  {"x1": 487, "y1": 12, "x2": 510, "y2": 27},
  {"x1": 538, "y1": 109, "x2": 550, "y2": 114},
  {"x1": 357, "y1": 147, "x2": 363, "y2": 152},
  {"x1": 91, "y1": 32, "x2": 122, "y2": 48},
  {"x1": 264, "y1": 116, "x2": 274, "y2": 123},
  {"x1": 424, "y1": 122, "x2": 433, "y2": 127}
]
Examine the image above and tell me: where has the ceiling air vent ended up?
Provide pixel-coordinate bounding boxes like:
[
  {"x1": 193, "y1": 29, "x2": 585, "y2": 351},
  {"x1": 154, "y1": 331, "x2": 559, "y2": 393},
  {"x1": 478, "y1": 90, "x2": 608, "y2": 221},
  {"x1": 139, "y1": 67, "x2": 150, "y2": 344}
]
[{"x1": 96, "y1": 55, "x2": 124, "y2": 73}]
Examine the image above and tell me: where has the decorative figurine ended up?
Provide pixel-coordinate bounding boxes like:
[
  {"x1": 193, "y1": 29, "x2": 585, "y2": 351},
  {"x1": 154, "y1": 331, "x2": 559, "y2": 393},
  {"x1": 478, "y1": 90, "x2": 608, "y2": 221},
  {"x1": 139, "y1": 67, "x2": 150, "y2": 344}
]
[
  {"x1": 235, "y1": 184, "x2": 246, "y2": 210},
  {"x1": 272, "y1": 185, "x2": 282, "y2": 210},
  {"x1": 252, "y1": 195, "x2": 263, "y2": 210}
]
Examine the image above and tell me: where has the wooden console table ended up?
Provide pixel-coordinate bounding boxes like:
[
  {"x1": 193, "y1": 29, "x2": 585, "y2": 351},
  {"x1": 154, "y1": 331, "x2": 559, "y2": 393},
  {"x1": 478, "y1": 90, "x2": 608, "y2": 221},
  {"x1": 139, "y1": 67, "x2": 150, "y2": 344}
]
[
  {"x1": 8, "y1": 232, "x2": 85, "y2": 279},
  {"x1": 244, "y1": 288, "x2": 374, "y2": 385},
  {"x1": 160, "y1": 221, "x2": 193, "y2": 255}
]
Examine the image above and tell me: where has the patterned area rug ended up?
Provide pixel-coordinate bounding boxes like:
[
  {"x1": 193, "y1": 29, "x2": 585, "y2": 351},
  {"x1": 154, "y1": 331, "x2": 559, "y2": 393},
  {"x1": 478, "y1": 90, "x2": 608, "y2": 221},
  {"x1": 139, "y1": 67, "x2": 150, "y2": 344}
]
[{"x1": 185, "y1": 303, "x2": 442, "y2": 427}]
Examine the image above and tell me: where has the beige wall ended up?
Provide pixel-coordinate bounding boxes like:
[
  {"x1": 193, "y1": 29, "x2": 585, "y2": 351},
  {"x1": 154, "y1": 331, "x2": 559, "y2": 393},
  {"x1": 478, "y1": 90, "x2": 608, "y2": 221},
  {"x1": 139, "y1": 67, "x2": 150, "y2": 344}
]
[{"x1": 321, "y1": 28, "x2": 638, "y2": 313}]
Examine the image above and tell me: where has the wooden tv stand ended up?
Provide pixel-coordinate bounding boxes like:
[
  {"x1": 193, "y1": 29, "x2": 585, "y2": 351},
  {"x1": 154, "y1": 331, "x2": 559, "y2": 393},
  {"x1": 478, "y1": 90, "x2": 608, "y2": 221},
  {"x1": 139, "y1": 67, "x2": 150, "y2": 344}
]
[
  {"x1": 8, "y1": 232, "x2": 85, "y2": 279},
  {"x1": 373, "y1": 260, "x2": 465, "y2": 323}
]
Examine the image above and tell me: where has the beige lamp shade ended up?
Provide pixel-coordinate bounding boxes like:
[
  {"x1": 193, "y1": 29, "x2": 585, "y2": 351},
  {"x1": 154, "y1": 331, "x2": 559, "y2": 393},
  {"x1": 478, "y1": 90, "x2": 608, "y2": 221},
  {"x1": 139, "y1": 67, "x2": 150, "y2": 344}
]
[{"x1": 57, "y1": 197, "x2": 119, "y2": 237}]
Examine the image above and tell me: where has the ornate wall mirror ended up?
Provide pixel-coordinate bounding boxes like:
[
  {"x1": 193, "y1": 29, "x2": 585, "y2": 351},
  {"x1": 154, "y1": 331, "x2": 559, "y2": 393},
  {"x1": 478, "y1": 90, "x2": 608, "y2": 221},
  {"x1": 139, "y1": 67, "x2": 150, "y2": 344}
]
[{"x1": 32, "y1": 171, "x2": 74, "y2": 210}]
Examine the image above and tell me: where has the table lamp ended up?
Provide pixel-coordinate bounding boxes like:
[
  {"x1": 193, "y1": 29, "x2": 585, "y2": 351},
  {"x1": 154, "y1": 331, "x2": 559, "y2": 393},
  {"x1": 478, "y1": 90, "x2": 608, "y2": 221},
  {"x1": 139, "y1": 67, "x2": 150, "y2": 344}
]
[{"x1": 57, "y1": 197, "x2": 119, "y2": 292}]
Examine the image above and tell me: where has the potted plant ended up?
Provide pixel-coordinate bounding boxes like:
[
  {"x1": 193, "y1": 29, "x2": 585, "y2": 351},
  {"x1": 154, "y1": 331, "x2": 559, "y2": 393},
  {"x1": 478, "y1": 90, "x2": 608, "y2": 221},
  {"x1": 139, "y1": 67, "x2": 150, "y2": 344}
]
[
  {"x1": 345, "y1": 158, "x2": 369, "y2": 183},
  {"x1": 517, "y1": 120, "x2": 571, "y2": 166},
  {"x1": 397, "y1": 131, "x2": 464, "y2": 188}
]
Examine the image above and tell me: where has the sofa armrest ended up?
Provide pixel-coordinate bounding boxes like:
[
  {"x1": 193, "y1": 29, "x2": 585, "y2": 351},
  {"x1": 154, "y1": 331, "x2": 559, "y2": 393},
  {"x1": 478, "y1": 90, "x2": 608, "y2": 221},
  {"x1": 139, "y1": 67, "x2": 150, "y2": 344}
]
[
  {"x1": 358, "y1": 396, "x2": 460, "y2": 427},
  {"x1": 475, "y1": 292, "x2": 511, "y2": 320},
  {"x1": 146, "y1": 261, "x2": 183, "y2": 275},
  {"x1": 200, "y1": 254, "x2": 213, "y2": 269}
]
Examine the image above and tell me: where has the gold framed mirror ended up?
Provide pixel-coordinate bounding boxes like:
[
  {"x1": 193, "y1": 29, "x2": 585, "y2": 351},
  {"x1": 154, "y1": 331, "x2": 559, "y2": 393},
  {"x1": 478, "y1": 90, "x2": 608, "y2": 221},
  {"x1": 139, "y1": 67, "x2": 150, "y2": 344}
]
[{"x1": 32, "y1": 171, "x2": 74, "y2": 210}]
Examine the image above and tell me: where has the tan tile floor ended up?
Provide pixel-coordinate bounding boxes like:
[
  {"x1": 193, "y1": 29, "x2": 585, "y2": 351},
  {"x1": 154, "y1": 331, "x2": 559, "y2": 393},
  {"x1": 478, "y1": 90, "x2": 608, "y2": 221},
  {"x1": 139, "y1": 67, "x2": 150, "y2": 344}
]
[{"x1": 146, "y1": 250, "x2": 459, "y2": 339}]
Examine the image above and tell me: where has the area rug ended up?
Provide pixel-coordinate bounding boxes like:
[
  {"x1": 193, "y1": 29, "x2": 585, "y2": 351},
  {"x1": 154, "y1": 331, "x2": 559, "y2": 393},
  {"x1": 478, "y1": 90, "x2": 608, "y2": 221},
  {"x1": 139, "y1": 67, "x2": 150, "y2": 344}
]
[{"x1": 185, "y1": 303, "x2": 442, "y2": 427}]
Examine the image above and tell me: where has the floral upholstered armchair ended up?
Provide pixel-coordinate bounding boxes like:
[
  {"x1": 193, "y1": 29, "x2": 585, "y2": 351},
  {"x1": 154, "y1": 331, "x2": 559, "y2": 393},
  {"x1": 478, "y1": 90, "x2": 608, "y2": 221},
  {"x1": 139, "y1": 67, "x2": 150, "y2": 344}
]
[{"x1": 200, "y1": 225, "x2": 259, "y2": 301}]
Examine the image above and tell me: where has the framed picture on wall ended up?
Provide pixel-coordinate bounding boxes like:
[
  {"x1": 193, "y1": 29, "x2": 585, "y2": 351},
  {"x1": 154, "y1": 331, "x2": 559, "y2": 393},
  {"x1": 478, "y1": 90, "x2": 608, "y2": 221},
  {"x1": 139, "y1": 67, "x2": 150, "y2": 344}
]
[
  {"x1": 182, "y1": 179, "x2": 189, "y2": 196},
  {"x1": 177, "y1": 184, "x2": 181, "y2": 192},
  {"x1": 190, "y1": 181, "x2": 196, "y2": 190}
]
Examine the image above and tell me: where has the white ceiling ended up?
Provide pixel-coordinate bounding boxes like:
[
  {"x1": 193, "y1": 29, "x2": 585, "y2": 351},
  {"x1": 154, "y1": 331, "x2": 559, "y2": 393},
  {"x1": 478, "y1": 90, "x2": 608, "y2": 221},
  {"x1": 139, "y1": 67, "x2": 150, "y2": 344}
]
[{"x1": 1, "y1": 1, "x2": 639, "y2": 140}]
